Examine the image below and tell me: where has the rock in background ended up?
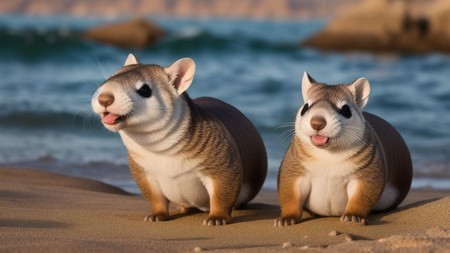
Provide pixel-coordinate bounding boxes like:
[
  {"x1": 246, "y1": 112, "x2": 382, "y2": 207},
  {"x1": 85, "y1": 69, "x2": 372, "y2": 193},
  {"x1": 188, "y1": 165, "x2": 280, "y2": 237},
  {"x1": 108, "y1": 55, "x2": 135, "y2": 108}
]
[
  {"x1": 303, "y1": 0, "x2": 450, "y2": 54},
  {"x1": 84, "y1": 18, "x2": 164, "y2": 48},
  {"x1": 428, "y1": 0, "x2": 450, "y2": 53}
]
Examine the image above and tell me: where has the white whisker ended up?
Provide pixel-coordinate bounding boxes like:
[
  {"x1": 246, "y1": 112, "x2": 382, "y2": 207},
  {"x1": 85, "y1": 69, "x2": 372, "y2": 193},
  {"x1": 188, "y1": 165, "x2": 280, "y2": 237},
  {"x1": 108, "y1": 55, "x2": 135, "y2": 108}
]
[{"x1": 95, "y1": 56, "x2": 114, "y2": 80}]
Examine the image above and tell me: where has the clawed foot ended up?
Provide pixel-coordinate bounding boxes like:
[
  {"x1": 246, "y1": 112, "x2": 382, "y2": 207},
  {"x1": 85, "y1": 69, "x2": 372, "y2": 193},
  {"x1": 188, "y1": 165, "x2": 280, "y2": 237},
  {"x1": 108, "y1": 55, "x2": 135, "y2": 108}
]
[
  {"x1": 340, "y1": 214, "x2": 367, "y2": 225},
  {"x1": 203, "y1": 215, "x2": 231, "y2": 226},
  {"x1": 274, "y1": 216, "x2": 301, "y2": 227},
  {"x1": 144, "y1": 214, "x2": 168, "y2": 222}
]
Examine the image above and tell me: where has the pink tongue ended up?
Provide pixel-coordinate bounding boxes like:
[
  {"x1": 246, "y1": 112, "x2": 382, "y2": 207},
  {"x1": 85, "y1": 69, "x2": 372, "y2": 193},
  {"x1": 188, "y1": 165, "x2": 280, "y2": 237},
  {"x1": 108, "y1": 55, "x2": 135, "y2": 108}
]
[
  {"x1": 103, "y1": 113, "x2": 120, "y2": 125},
  {"x1": 312, "y1": 135, "x2": 329, "y2": 146}
]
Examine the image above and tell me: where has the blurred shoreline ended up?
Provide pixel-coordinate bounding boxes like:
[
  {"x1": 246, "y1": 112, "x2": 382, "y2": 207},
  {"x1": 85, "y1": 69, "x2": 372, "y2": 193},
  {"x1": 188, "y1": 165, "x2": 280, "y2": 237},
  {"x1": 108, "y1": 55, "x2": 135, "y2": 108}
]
[{"x1": 0, "y1": 0, "x2": 358, "y2": 20}]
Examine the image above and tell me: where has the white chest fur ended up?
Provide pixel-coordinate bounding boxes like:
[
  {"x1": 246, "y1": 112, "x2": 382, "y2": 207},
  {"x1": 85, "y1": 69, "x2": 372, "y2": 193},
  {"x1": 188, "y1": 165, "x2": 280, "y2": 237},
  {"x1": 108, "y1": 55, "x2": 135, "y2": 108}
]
[
  {"x1": 301, "y1": 151, "x2": 359, "y2": 216},
  {"x1": 133, "y1": 150, "x2": 211, "y2": 211},
  {"x1": 120, "y1": 131, "x2": 211, "y2": 211}
]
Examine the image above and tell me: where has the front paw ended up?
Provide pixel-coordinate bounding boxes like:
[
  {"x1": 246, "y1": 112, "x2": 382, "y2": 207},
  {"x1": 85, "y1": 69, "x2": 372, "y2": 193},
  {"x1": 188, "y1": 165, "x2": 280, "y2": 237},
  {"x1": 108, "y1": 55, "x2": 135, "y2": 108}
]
[
  {"x1": 203, "y1": 215, "x2": 231, "y2": 226},
  {"x1": 144, "y1": 214, "x2": 168, "y2": 222},
  {"x1": 274, "y1": 216, "x2": 301, "y2": 227},
  {"x1": 340, "y1": 214, "x2": 367, "y2": 225}
]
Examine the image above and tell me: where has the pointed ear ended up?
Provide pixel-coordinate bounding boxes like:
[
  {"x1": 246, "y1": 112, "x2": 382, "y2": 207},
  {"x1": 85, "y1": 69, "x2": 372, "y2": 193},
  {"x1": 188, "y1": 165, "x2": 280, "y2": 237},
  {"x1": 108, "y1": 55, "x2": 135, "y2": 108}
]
[
  {"x1": 348, "y1": 77, "x2": 370, "y2": 109},
  {"x1": 164, "y1": 58, "x2": 196, "y2": 95},
  {"x1": 302, "y1": 72, "x2": 316, "y2": 102},
  {"x1": 124, "y1": 53, "x2": 139, "y2": 66}
]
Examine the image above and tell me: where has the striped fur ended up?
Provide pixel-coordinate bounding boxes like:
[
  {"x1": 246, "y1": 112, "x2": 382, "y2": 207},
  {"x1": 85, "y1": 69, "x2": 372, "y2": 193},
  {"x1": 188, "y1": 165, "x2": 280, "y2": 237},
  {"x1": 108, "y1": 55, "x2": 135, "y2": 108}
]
[
  {"x1": 275, "y1": 72, "x2": 412, "y2": 227},
  {"x1": 92, "y1": 54, "x2": 267, "y2": 226}
]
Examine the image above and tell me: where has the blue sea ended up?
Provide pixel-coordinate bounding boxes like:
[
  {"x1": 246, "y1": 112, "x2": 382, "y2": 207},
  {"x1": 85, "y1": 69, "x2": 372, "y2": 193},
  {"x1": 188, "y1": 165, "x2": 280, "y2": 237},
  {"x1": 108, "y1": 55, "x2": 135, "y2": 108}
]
[{"x1": 1, "y1": 15, "x2": 449, "y2": 193}]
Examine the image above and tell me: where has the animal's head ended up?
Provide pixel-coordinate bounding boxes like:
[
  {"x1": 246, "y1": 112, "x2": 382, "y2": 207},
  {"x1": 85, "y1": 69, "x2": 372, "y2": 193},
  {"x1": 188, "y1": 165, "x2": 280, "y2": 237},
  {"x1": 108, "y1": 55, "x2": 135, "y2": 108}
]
[
  {"x1": 295, "y1": 72, "x2": 370, "y2": 151},
  {"x1": 91, "y1": 54, "x2": 196, "y2": 132}
]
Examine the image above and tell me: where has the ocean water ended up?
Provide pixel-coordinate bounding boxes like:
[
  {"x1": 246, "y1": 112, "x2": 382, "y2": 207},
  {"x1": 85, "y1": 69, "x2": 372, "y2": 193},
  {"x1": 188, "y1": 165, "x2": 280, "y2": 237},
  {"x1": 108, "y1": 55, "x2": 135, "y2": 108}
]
[{"x1": 0, "y1": 15, "x2": 449, "y2": 193}]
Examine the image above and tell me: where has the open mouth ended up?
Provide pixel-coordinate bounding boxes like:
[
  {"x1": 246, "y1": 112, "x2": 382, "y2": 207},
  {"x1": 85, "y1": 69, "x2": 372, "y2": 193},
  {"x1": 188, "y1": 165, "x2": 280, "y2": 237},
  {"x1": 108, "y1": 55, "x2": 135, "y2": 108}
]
[
  {"x1": 102, "y1": 112, "x2": 127, "y2": 125},
  {"x1": 311, "y1": 134, "x2": 329, "y2": 148}
]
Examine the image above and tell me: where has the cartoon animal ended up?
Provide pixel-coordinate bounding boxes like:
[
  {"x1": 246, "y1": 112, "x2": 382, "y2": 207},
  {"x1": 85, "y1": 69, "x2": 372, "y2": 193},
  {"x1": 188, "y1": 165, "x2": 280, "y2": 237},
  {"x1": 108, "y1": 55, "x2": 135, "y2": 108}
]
[
  {"x1": 92, "y1": 54, "x2": 267, "y2": 226},
  {"x1": 275, "y1": 72, "x2": 412, "y2": 226}
]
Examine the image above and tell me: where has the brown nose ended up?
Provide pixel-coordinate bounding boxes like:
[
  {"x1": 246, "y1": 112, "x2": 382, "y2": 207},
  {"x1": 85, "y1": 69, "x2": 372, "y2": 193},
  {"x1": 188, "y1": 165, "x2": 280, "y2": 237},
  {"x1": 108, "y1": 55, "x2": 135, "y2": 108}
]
[
  {"x1": 98, "y1": 93, "x2": 114, "y2": 107},
  {"x1": 310, "y1": 116, "x2": 326, "y2": 131}
]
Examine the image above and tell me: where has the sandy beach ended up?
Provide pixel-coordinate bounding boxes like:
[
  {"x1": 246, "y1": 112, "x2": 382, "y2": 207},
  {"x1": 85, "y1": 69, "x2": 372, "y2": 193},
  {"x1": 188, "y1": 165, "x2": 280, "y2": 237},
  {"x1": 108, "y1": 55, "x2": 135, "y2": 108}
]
[{"x1": 0, "y1": 167, "x2": 449, "y2": 252}]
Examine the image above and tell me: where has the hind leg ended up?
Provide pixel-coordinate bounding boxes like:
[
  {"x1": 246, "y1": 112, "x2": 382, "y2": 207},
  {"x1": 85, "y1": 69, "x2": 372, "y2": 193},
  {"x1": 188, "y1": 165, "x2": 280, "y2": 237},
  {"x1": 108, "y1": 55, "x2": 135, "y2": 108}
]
[
  {"x1": 372, "y1": 185, "x2": 400, "y2": 212},
  {"x1": 341, "y1": 180, "x2": 381, "y2": 225}
]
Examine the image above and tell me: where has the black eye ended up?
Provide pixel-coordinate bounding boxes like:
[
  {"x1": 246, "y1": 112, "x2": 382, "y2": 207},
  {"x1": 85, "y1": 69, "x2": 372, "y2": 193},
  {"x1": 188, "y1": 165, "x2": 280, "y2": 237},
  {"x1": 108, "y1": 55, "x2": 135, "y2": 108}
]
[
  {"x1": 300, "y1": 103, "x2": 309, "y2": 116},
  {"x1": 137, "y1": 84, "x2": 152, "y2": 98},
  {"x1": 339, "y1": 105, "x2": 352, "y2": 118}
]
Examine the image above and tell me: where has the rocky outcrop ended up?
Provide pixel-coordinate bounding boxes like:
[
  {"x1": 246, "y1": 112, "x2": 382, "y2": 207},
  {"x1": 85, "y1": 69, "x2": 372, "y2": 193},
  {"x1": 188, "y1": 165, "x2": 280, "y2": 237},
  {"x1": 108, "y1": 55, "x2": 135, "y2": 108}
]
[
  {"x1": 303, "y1": 0, "x2": 450, "y2": 54},
  {"x1": 84, "y1": 18, "x2": 164, "y2": 48},
  {"x1": 427, "y1": 0, "x2": 450, "y2": 52}
]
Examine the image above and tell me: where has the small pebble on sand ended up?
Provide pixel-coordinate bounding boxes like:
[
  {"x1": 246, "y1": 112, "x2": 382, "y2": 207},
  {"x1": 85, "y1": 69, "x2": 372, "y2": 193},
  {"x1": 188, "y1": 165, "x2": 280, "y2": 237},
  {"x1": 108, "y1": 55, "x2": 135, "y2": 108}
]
[
  {"x1": 344, "y1": 234, "x2": 353, "y2": 242},
  {"x1": 282, "y1": 242, "x2": 293, "y2": 248},
  {"x1": 194, "y1": 246, "x2": 202, "y2": 252},
  {"x1": 329, "y1": 230, "x2": 340, "y2": 236}
]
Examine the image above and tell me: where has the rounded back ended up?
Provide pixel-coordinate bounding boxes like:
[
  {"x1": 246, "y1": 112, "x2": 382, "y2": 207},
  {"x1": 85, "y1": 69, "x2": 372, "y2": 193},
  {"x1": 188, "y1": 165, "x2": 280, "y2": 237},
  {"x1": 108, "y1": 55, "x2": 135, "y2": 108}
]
[
  {"x1": 364, "y1": 112, "x2": 413, "y2": 210},
  {"x1": 194, "y1": 97, "x2": 268, "y2": 206}
]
